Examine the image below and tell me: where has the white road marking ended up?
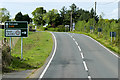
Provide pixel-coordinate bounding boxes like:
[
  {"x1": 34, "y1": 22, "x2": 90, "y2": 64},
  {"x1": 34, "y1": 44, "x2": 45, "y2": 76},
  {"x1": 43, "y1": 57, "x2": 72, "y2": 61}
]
[
  {"x1": 75, "y1": 41, "x2": 78, "y2": 46},
  {"x1": 82, "y1": 34, "x2": 119, "y2": 58},
  {"x1": 83, "y1": 61, "x2": 88, "y2": 72},
  {"x1": 81, "y1": 52, "x2": 84, "y2": 59},
  {"x1": 88, "y1": 76, "x2": 92, "y2": 80},
  {"x1": 38, "y1": 32, "x2": 57, "y2": 79},
  {"x1": 73, "y1": 38, "x2": 75, "y2": 41},
  {"x1": 68, "y1": 33, "x2": 92, "y2": 80},
  {"x1": 78, "y1": 46, "x2": 81, "y2": 51}
]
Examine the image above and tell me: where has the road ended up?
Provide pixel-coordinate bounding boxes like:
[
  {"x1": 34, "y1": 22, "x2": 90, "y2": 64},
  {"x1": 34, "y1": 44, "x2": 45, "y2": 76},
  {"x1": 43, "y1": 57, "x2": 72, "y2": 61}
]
[{"x1": 40, "y1": 32, "x2": 119, "y2": 80}]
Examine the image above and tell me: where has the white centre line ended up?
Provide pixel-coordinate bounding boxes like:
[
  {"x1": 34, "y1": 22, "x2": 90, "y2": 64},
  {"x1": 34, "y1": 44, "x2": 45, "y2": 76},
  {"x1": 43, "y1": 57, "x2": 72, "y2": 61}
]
[
  {"x1": 88, "y1": 76, "x2": 92, "y2": 80},
  {"x1": 81, "y1": 52, "x2": 84, "y2": 59},
  {"x1": 83, "y1": 61, "x2": 88, "y2": 72},
  {"x1": 73, "y1": 38, "x2": 75, "y2": 41},
  {"x1": 78, "y1": 46, "x2": 81, "y2": 51},
  {"x1": 68, "y1": 33, "x2": 92, "y2": 80},
  {"x1": 75, "y1": 41, "x2": 78, "y2": 46}
]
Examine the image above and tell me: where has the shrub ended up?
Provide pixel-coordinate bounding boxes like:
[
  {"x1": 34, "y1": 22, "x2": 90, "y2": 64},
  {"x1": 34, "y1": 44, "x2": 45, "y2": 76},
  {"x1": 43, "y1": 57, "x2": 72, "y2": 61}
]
[{"x1": 57, "y1": 25, "x2": 65, "y2": 32}]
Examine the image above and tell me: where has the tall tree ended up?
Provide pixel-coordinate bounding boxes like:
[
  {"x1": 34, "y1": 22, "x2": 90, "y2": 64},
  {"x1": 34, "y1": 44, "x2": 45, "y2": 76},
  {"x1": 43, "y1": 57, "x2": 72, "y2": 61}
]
[
  {"x1": 15, "y1": 12, "x2": 31, "y2": 24},
  {"x1": 32, "y1": 7, "x2": 46, "y2": 26},
  {"x1": 60, "y1": 6, "x2": 67, "y2": 25},
  {"x1": 0, "y1": 8, "x2": 10, "y2": 23},
  {"x1": 15, "y1": 12, "x2": 23, "y2": 21},
  {"x1": 43, "y1": 9, "x2": 61, "y2": 27},
  {"x1": 23, "y1": 14, "x2": 31, "y2": 24}
]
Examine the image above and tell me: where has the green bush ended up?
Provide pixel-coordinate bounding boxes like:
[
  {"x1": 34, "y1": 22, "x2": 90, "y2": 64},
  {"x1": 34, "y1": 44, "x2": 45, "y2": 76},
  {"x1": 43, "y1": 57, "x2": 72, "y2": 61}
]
[
  {"x1": 48, "y1": 28, "x2": 56, "y2": 31},
  {"x1": 57, "y1": 25, "x2": 65, "y2": 32},
  {"x1": 44, "y1": 27, "x2": 48, "y2": 31}
]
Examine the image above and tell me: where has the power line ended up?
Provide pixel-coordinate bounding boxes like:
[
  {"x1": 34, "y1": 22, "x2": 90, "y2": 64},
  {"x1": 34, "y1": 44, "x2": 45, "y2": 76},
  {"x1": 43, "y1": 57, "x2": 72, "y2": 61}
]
[{"x1": 98, "y1": 0, "x2": 119, "y2": 5}]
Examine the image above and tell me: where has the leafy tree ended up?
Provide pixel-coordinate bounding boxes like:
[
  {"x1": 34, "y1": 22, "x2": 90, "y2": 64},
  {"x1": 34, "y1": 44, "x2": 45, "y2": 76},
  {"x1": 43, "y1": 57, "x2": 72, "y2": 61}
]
[
  {"x1": 43, "y1": 9, "x2": 61, "y2": 27},
  {"x1": 32, "y1": 7, "x2": 46, "y2": 26},
  {"x1": 0, "y1": 8, "x2": 10, "y2": 23},
  {"x1": 15, "y1": 12, "x2": 23, "y2": 21},
  {"x1": 15, "y1": 12, "x2": 31, "y2": 24},
  {"x1": 60, "y1": 6, "x2": 67, "y2": 25},
  {"x1": 23, "y1": 14, "x2": 32, "y2": 24}
]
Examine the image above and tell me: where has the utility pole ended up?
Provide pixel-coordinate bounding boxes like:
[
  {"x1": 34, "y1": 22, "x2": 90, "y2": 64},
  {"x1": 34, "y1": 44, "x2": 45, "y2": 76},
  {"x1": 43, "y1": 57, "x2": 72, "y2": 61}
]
[
  {"x1": 95, "y1": 2, "x2": 97, "y2": 15},
  {"x1": 93, "y1": 2, "x2": 97, "y2": 32},
  {"x1": 70, "y1": 12, "x2": 72, "y2": 31}
]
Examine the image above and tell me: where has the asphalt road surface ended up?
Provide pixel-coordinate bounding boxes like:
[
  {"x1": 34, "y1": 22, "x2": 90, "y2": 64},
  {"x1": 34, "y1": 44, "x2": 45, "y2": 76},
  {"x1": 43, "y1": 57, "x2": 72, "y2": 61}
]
[{"x1": 40, "y1": 32, "x2": 119, "y2": 80}]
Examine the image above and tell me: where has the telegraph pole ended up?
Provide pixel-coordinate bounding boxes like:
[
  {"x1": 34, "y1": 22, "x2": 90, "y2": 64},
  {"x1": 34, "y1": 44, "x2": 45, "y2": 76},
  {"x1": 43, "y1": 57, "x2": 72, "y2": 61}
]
[
  {"x1": 93, "y1": 2, "x2": 97, "y2": 32},
  {"x1": 95, "y1": 2, "x2": 97, "y2": 15},
  {"x1": 70, "y1": 12, "x2": 72, "y2": 31}
]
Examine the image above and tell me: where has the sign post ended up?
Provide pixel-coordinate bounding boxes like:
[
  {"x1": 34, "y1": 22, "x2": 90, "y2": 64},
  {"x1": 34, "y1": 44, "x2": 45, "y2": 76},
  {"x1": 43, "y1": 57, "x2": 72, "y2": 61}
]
[
  {"x1": 98, "y1": 28, "x2": 102, "y2": 37},
  {"x1": 21, "y1": 37, "x2": 23, "y2": 59},
  {"x1": 110, "y1": 32, "x2": 116, "y2": 43},
  {"x1": 5, "y1": 21, "x2": 28, "y2": 59}
]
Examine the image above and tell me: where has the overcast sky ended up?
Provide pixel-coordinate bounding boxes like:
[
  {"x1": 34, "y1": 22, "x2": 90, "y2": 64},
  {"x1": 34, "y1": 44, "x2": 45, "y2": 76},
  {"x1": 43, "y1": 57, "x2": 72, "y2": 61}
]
[{"x1": 0, "y1": 0, "x2": 119, "y2": 19}]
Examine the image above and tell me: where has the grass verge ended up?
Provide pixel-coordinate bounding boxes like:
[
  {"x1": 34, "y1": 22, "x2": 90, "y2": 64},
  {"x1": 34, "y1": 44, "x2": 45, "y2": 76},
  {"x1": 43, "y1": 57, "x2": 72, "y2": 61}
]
[
  {"x1": 70, "y1": 31, "x2": 119, "y2": 55},
  {"x1": 7, "y1": 32, "x2": 53, "y2": 71}
]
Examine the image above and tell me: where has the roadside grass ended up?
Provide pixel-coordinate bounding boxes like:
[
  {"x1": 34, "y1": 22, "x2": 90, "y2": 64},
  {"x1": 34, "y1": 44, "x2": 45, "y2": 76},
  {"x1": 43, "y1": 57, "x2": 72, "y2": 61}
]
[
  {"x1": 70, "y1": 31, "x2": 119, "y2": 55},
  {"x1": 8, "y1": 32, "x2": 53, "y2": 71}
]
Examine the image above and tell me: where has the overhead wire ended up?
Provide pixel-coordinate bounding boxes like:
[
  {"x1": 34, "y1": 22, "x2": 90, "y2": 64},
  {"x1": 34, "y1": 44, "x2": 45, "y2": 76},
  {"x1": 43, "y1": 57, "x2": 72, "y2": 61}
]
[{"x1": 98, "y1": 0, "x2": 119, "y2": 5}]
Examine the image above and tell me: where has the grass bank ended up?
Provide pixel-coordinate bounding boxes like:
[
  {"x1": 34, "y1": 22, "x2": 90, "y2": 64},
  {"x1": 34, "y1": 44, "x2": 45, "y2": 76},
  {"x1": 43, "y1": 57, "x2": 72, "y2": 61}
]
[
  {"x1": 70, "y1": 31, "x2": 119, "y2": 55},
  {"x1": 7, "y1": 32, "x2": 53, "y2": 71}
]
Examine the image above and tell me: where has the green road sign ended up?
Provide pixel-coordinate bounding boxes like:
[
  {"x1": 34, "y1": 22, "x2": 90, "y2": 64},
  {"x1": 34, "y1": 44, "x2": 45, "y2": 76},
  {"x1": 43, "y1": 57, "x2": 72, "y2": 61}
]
[{"x1": 5, "y1": 21, "x2": 28, "y2": 37}]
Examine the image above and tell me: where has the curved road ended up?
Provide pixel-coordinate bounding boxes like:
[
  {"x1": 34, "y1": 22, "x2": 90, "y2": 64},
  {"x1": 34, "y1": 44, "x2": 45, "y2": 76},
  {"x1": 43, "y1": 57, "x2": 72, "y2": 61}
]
[{"x1": 40, "y1": 32, "x2": 118, "y2": 80}]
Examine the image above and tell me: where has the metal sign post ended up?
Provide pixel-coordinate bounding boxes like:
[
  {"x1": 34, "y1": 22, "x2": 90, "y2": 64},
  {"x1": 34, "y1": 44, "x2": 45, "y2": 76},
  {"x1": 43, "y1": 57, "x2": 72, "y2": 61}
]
[
  {"x1": 111, "y1": 32, "x2": 112, "y2": 43},
  {"x1": 21, "y1": 37, "x2": 23, "y2": 59}
]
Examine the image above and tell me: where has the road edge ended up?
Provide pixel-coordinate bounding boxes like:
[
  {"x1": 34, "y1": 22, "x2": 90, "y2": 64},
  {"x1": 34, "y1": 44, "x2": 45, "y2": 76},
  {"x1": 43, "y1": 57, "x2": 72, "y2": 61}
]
[{"x1": 81, "y1": 34, "x2": 119, "y2": 58}]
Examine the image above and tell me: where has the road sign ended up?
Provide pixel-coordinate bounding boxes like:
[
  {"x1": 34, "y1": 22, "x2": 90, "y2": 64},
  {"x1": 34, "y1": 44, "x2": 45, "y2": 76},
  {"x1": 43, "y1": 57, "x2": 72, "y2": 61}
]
[
  {"x1": 90, "y1": 26, "x2": 93, "y2": 30},
  {"x1": 5, "y1": 21, "x2": 28, "y2": 37},
  {"x1": 98, "y1": 28, "x2": 102, "y2": 32},
  {"x1": 110, "y1": 32, "x2": 116, "y2": 37}
]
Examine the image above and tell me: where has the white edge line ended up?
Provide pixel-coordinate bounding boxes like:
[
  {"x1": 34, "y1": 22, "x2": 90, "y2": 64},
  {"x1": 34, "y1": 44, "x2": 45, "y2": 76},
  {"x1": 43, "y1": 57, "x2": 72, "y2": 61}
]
[
  {"x1": 82, "y1": 34, "x2": 119, "y2": 58},
  {"x1": 38, "y1": 32, "x2": 57, "y2": 79},
  {"x1": 83, "y1": 61, "x2": 88, "y2": 71},
  {"x1": 81, "y1": 52, "x2": 84, "y2": 59}
]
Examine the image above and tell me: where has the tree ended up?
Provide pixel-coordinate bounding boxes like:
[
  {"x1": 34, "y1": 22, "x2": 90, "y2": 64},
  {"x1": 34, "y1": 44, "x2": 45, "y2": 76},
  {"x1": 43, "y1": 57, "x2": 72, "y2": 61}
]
[
  {"x1": 15, "y1": 12, "x2": 31, "y2": 24},
  {"x1": 60, "y1": 6, "x2": 67, "y2": 25},
  {"x1": 32, "y1": 7, "x2": 46, "y2": 26},
  {"x1": 0, "y1": 8, "x2": 10, "y2": 23},
  {"x1": 43, "y1": 9, "x2": 61, "y2": 27},
  {"x1": 15, "y1": 12, "x2": 23, "y2": 21},
  {"x1": 23, "y1": 14, "x2": 31, "y2": 24}
]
